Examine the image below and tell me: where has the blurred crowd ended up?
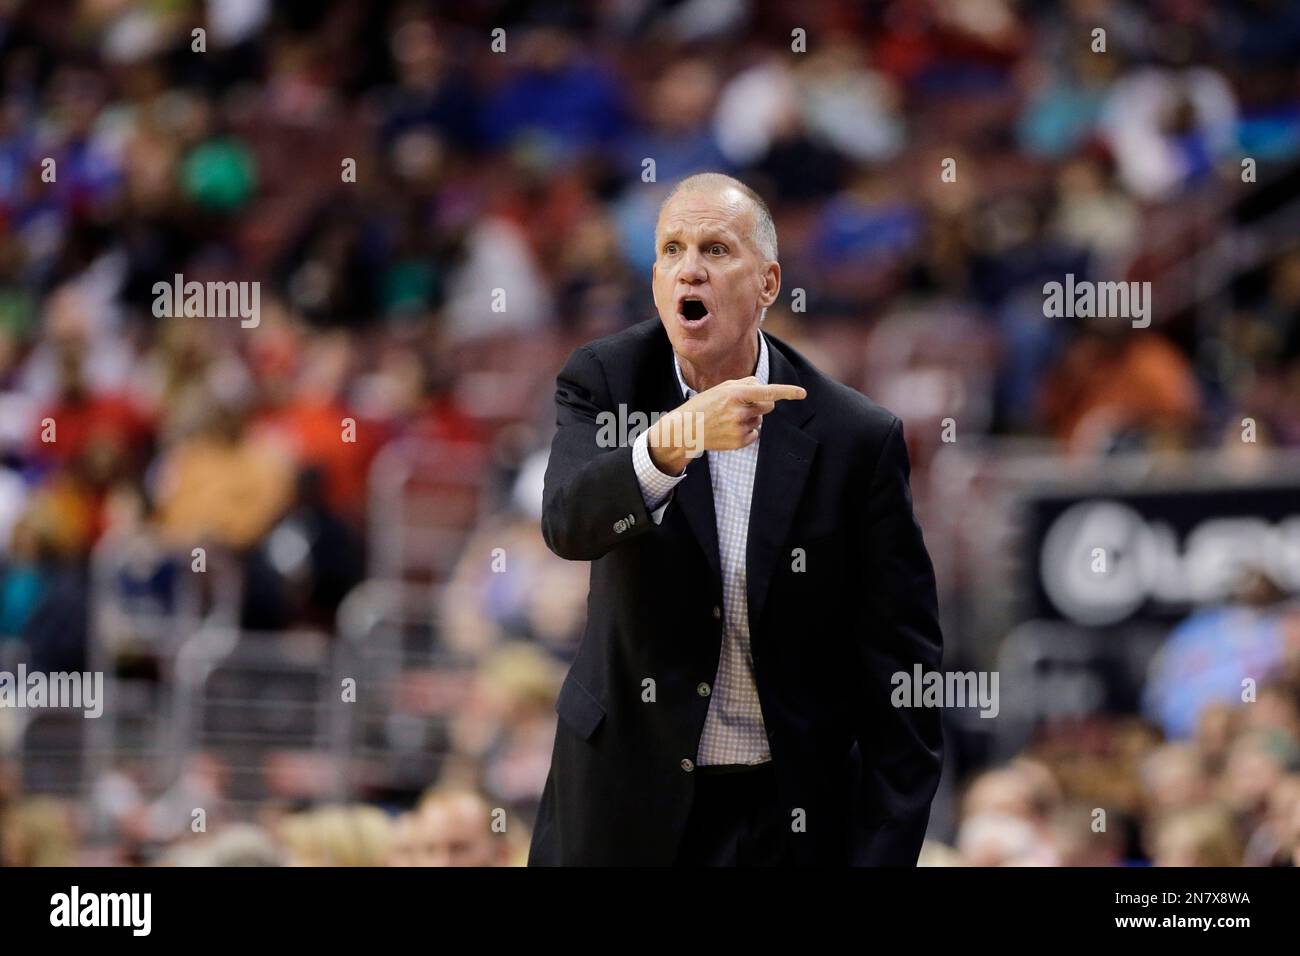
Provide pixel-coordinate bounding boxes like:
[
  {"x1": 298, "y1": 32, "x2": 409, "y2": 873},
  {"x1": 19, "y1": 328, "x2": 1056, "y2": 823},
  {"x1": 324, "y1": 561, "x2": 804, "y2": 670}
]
[
  {"x1": 1, "y1": 0, "x2": 1300, "y2": 864},
  {"x1": 2, "y1": 785, "x2": 526, "y2": 866},
  {"x1": 931, "y1": 643, "x2": 1300, "y2": 867}
]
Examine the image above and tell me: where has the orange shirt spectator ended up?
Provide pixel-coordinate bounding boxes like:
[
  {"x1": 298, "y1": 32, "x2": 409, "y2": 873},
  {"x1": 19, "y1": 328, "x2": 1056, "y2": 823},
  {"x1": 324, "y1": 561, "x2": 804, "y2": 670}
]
[{"x1": 1038, "y1": 329, "x2": 1202, "y2": 453}]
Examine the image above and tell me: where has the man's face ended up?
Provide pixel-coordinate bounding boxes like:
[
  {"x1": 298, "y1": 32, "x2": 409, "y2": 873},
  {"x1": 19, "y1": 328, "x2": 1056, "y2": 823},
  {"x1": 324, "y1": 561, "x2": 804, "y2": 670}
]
[
  {"x1": 652, "y1": 186, "x2": 779, "y2": 371},
  {"x1": 412, "y1": 798, "x2": 503, "y2": 867}
]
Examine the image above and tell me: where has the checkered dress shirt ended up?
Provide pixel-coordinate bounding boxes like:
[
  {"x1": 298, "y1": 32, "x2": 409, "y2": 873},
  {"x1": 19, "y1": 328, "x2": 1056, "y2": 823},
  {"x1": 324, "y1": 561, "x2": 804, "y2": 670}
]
[{"x1": 631, "y1": 331, "x2": 772, "y2": 766}]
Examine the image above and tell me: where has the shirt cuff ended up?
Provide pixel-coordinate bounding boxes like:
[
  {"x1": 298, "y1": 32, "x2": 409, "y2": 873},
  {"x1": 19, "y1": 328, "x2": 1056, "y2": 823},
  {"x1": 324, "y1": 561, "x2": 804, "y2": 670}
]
[{"x1": 633, "y1": 427, "x2": 687, "y2": 522}]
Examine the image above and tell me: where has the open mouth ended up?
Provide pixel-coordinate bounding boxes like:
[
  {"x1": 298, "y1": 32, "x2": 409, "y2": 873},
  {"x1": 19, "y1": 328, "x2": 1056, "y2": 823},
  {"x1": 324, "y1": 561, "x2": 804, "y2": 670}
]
[{"x1": 678, "y1": 296, "x2": 710, "y2": 324}]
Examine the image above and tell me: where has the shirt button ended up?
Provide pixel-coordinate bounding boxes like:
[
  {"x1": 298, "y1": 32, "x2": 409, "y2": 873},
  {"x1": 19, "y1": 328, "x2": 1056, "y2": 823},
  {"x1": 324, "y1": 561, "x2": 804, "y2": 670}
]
[
  {"x1": 712, "y1": 605, "x2": 721, "y2": 620},
  {"x1": 697, "y1": 682, "x2": 711, "y2": 697},
  {"x1": 681, "y1": 758, "x2": 695, "y2": 773}
]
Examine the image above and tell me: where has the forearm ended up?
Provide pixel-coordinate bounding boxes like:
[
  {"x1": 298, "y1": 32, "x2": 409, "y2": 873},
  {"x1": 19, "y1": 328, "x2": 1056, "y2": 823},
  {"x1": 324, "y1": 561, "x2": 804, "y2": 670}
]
[
  {"x1": 541, "y1": 443, "x2": 652, "y2": 560},
  {"x1": 541, "y1": 347, "x2": 666, "y2": 561}
]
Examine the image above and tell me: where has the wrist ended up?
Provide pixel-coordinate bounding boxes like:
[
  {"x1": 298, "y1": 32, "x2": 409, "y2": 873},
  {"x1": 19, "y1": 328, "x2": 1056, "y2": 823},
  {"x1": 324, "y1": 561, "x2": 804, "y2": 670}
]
[{"x1": 647, "y1": 415, "x2": 688, "y2": 476}]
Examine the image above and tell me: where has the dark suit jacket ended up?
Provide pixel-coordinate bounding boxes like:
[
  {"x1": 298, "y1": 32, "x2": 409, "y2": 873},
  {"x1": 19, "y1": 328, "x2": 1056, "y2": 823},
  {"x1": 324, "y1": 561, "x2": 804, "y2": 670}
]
[{"x1": 528, "y1": 319, "x2": 943, "y2": 866}]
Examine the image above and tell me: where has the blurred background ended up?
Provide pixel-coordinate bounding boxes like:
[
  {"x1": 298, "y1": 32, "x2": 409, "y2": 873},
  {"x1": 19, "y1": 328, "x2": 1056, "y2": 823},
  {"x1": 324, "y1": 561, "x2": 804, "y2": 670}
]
[{"x1": 1, "y1": 0, "x2": 1299, "y2": 868}]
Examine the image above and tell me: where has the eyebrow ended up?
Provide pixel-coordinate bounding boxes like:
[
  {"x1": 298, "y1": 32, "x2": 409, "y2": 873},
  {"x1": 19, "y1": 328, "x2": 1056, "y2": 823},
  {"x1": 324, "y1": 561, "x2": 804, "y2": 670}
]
[{"x1": 659, "y1": 226, "x2": 736, "y2": 244}]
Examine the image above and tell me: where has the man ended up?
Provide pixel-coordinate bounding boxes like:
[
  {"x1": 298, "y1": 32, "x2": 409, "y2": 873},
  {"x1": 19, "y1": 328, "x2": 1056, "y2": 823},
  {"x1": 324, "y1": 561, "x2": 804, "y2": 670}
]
[
  {"x1": 389, "y1": 789, "x2": 511, "y2": 867},
  {"x1": 528, "y1": 173, "x2": 943, "y2": 866}
]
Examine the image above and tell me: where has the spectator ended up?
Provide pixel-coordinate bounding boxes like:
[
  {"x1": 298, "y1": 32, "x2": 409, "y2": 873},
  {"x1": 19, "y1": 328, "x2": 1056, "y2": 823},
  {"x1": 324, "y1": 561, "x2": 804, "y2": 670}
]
[
  {"x1": 1150, "y1": 805, "x2": 1243, "y2": 867},
  {"x1": 405, "y1": 788, "x2": 512, "y2": 867}
]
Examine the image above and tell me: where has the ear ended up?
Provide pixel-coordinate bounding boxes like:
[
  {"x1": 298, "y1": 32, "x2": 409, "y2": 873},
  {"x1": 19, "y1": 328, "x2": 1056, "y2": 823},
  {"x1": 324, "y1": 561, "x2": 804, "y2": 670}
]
[{"x1": 758, "y1": 260, "x2": 781, "y2": 308}]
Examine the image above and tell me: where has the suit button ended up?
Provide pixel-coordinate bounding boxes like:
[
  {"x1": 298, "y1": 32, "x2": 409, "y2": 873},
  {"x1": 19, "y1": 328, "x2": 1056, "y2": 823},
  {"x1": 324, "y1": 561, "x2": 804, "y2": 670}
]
[
  {"x1": 697, "y1": 682, "x2": 711, "y2": 697},
  {"x1": 613, "y1": 519, "x2": 628, "y2": 534},
  {"x1": 712, "y1": 605, "x2": 721, "y2": 620},
  {"x1": 681, "y1": 758, "x2": 695, "y2": 773}
]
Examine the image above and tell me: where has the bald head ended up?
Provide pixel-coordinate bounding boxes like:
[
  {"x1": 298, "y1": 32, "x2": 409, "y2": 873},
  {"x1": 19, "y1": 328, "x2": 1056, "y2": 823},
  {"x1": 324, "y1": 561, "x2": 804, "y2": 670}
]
[{"x1": 660, "y1": 173, "x2": 777, "y2": 262}]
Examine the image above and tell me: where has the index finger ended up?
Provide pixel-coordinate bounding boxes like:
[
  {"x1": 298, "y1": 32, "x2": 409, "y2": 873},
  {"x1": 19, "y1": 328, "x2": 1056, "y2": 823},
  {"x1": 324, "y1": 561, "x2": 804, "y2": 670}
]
[{"x1": 739, "y1": 383, "x2": 807, "y2": 403}]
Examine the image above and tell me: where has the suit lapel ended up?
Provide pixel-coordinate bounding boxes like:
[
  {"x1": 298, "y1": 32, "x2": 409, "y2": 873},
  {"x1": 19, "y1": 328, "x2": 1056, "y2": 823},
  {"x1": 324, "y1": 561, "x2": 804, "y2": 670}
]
[
  {"x1": 746, "y1": 339, "x2": 817, "y2": 636},
  {"x1": 644, "y1": 329, "x2": 722, "y2": 583},
  {"x1": 673, "y1": 451, "x2": 722, "y2": 583}
]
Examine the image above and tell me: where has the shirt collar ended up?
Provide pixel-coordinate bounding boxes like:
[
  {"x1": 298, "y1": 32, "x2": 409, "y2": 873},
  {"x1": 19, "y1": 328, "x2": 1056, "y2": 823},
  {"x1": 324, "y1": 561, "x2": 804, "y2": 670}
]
[{"x1": 672, "y1": 330, "x2": 769, "y2": 399}]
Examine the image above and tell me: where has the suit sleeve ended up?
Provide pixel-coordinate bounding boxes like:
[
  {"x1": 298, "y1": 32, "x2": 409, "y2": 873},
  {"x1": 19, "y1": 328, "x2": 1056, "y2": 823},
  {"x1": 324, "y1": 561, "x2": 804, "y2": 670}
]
[
  {"x1": 540, "y1": 346, "x2": 660, "y2": 561},
  {"x1": 851, "y1": 416, "x2": 944, "y2": 865}
]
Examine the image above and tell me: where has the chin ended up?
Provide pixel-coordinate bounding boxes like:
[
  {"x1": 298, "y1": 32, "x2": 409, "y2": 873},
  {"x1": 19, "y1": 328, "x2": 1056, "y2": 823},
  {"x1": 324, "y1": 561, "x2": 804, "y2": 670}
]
[{"x1": 665, "y1": 328, "x2": 712, "y2": 362}]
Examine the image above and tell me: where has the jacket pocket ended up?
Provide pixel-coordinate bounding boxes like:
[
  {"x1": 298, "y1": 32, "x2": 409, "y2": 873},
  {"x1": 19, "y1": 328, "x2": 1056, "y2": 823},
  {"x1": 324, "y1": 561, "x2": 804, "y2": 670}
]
[{"x1": 555, "y1": 670, "x2": 606, "y2": 741}]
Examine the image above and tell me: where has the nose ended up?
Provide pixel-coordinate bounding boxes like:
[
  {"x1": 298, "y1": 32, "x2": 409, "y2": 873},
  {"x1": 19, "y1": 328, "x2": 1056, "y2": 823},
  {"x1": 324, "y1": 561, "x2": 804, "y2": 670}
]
[{"x1": 678, "y1": 246, "x2": 707, "y2": 283}]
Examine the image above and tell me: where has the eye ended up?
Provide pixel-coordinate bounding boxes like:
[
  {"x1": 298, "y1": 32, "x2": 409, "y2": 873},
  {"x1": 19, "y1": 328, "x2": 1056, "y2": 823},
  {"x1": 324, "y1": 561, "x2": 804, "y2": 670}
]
[
  {"x1": 709, "y1": 243, "x2": 727, "y2": 256},
  {"x1": 663, "y1": 241, "x2": 679, "y2": 255}
]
